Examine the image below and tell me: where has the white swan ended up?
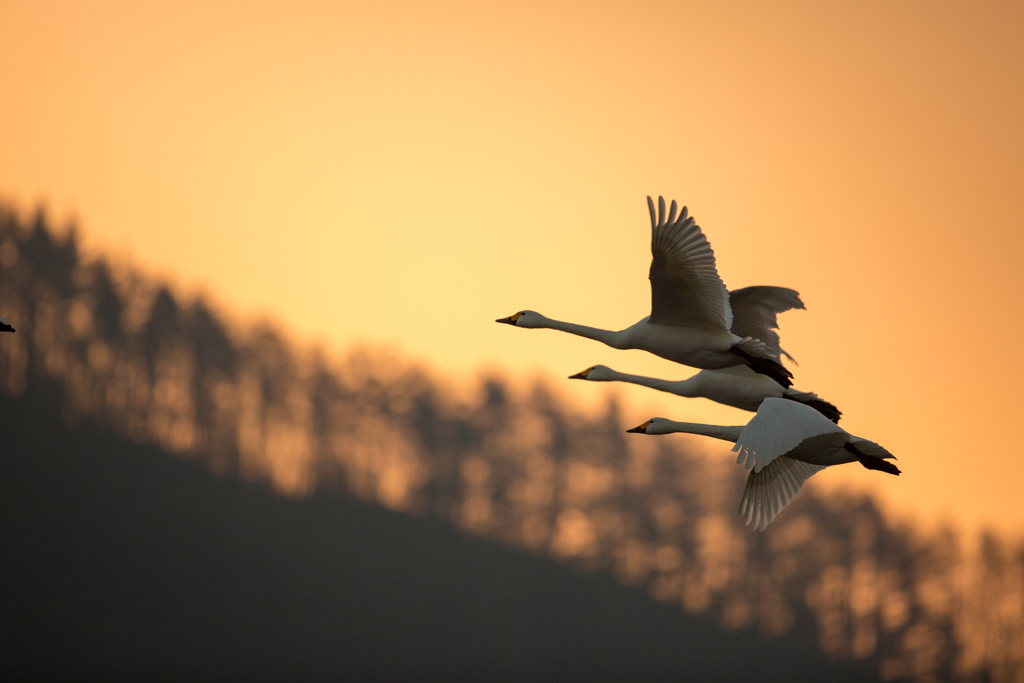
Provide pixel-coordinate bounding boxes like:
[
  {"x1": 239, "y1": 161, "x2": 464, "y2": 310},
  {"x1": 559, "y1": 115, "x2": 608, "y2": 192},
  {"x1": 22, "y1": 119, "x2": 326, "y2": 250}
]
[
  {"x1": 627, "y1": 398, "x2": 899, "y2": 530},
  {"x1": 497, "y1": 197, "x2": 794, "y2": 387},
  {"x1": 571, "y1": 364, "x2": 841, "y2": 422},
  {"x1": 0, "y1": 317, "x2": 14, "y2": 333},
  {"x1": 568, "y1": 286, "x2": 841, "y2": 422}
]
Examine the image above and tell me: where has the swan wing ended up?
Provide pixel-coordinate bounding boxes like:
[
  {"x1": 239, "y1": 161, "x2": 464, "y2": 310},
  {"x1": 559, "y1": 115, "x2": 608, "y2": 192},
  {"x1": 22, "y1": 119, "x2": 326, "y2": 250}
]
[
  {"x1": 728, "y1": 286, "x2": 804, "y2": 362},
  {"x1": 647, "y1": 196, "x2": 732, "y2": 331},
  {"x1": 732, "y1": 398, "x2": 845, "y2": 472},
  {"x1": 739, "y1": 456, "x2": 825, "y2": 530}
]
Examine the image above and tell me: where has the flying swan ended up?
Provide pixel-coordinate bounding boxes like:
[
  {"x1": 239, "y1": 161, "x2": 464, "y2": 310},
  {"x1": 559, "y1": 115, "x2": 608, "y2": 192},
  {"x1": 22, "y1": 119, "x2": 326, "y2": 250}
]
[
  {"x1": 627, "y1": 398, "x2": 899, "y2": 530},
  {"x1": 569, "y1": 287, "x2": 841, "y2": 422},
  {"x1": 497, "y1": 197, "x2": 794, "y2": 387}
]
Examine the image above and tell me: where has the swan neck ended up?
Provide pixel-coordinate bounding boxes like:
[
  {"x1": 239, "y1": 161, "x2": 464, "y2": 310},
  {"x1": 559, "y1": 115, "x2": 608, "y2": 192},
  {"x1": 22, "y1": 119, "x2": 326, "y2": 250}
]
[
  {"x1": 542, "y1": 317, "x2": 627, "y2": 349},
  {"x1": 661, "y1": 420, "x2": 743, "y2": 443},
  {"x1": 608, "y1": 370, "x2": 697, "y2": 397}
]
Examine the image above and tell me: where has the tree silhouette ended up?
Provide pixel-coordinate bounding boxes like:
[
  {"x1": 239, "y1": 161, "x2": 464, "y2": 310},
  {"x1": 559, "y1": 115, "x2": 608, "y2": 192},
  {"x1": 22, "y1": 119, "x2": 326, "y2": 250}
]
[{"x1": 1, "y1": 204, "x2": 1022, "y2": 681}]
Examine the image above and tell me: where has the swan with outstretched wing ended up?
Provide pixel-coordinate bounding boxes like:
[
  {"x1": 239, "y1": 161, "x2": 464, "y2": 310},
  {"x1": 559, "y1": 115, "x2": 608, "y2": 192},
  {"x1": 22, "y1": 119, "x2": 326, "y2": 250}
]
[
  {"x1": 497, "y1": 197, "x2": 793, "y2": 387},
  {"x1": 627, "y1": 399, "x2": 899, "y2": 530}
]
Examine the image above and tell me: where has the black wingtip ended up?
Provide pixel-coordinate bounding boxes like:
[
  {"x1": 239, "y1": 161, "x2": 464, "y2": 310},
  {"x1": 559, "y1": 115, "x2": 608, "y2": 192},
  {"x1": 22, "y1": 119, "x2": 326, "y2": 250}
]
[
  {"x1": 845, "y1": 443, "x2": 901, "y2": 476},
  {"x1": 859, "y1": 455, "x2": 901, "y2": 476},
  {"x1": 730, "y1": 346, "x2": 793, "y2": 388},
  {"x1": 783, "y1": 395, "x2": 842, "y2": 423}
]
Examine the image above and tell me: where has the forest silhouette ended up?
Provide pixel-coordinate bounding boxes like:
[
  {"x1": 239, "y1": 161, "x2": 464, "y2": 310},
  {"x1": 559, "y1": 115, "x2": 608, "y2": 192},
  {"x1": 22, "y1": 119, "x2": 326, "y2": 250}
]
[{"x1": 1, "y1": 206, "x2": 1022, "y2": 681}]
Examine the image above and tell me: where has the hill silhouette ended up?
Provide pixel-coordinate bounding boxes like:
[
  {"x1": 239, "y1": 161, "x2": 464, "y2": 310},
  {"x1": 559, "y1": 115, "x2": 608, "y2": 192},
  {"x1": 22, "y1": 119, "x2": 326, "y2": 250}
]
[
  {"x1": 1, "y1": 390, "x2": 879, "y2": 681},
  {"x1": 1, "y1": 205, "x2": 1022, "y2": 681}
]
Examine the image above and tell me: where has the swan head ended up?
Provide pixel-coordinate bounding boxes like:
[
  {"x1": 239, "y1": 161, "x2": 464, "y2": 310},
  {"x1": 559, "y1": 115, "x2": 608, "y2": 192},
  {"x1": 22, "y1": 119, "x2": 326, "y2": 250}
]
[
  {"x1": 495, "y1": 310, "x2": 545, "y2": 328},
  {"x1": 626, "y1": 418, "x2": 673, "y2": 435},
  {"x1": 568, "y1": 364, "x2": 614, "y2": 381}
]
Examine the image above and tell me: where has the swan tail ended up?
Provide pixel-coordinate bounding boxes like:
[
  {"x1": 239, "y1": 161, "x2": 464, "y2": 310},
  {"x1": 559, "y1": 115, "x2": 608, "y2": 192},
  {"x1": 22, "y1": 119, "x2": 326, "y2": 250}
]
[
  {"x1": 730, "y1": 338, "x2": 793, "y2": 388},
  {"x1": 845, "y1": 443, "x2": 901, "y2": 476},
  {"x1": 781, "y1": 391, "x2": 842, "y2": 423}
]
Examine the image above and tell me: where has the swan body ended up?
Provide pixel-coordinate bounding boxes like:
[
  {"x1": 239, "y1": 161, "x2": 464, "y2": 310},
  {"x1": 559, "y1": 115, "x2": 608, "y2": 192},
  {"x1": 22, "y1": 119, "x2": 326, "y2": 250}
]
[
  {"x1": 0, "y1": 317, "x2": 14, "y2": 333},
  {"x1": 497, "y1": 197, "x2": 794, "y2": 387},
  {"x1": 570, "y1": 364, "x2": 841, "y2": 422},
  {"x1": 627, "y1": 398, "x2": 898, "y2": 529},
  {"x1": 566, "y1": 284, "x2": 842, "y2": 420}
]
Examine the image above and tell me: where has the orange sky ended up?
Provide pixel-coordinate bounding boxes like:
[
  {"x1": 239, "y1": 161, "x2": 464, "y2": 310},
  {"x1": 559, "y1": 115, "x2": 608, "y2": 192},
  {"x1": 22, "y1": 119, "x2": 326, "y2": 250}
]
[{"x1": 2, "y1": 0, "x2": 1023, "y2": 536}]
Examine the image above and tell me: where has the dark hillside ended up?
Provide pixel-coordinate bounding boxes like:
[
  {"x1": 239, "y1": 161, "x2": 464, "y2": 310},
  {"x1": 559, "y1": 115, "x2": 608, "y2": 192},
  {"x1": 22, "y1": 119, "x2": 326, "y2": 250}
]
[
  {"x1": 2, "y1": 207, "x2": 1022, "y2": 681},
  {"x1": 0, "y1": 392, "x2": 877, "y2": 681}
]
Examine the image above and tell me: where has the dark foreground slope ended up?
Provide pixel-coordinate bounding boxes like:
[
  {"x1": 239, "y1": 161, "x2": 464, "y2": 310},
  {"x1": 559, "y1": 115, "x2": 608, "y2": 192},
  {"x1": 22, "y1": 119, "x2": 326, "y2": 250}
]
[{"x1": 0, "y1": 394, "x2": 880, "y2": 682}]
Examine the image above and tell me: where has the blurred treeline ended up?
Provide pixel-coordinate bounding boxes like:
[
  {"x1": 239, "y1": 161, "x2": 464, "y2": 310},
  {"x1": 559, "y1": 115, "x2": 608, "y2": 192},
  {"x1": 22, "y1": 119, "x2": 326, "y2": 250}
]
[{"x1": 1, "y1": 206, "x2": 1022, "y2": 681}]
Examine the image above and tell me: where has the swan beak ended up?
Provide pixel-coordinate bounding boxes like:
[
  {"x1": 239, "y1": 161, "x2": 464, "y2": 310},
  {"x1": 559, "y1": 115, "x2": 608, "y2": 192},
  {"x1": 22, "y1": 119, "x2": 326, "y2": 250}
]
[
  {"x1": 495, "y1": 312, "x2": 523, "y2": 326},
  {"x1": 568, "y1": 368, "x2": 591, "y2": 380},
  {"x1": 626, "y1": 420, "x2": 652, "y2": 434}
]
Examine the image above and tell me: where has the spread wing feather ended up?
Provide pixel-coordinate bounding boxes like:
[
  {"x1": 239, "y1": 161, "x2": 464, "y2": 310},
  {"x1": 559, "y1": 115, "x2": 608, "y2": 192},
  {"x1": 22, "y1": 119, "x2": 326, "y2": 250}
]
[
  {"x1": 732, "y1": 398, "x2": 846, "y2": 472},
  {"x1": 647, "y1": 196, "x2": 732, "y2": 331},
  {"x1": 739, "y1": 456, "x2": 825, "y2": 530},
  {"x1": 728, "y1": 286, "x2": 804, "y2": 362}
]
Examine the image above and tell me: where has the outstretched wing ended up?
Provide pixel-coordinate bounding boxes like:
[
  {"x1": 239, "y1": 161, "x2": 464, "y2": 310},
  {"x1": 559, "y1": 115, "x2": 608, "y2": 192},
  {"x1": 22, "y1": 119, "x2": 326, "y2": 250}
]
[
  {"x1": 739, "y1": 456, "x2": 825, "y2": 531},
  {"x1": 728, "y1": 286, "x2": 804, "y2": 362},
  {"x1": 647, "y1": 196, "x2": 732, "y2": 331},
  {"x1": 732, "y1": 398, "x2": 845, "y2": 472}
]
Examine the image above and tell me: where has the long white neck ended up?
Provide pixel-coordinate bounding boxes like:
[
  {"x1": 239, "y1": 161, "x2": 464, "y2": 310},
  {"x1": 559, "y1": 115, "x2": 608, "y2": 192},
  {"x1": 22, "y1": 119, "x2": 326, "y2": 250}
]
[
  {"x1": 656, "y1": 420, "x2": 744, "y2": 443},
  {"x1": 537, "y1": 315, "x2": 628, "y2": 350},
  {"x1": 602, "y1": 369, "x2": 699, "y2": 398}
]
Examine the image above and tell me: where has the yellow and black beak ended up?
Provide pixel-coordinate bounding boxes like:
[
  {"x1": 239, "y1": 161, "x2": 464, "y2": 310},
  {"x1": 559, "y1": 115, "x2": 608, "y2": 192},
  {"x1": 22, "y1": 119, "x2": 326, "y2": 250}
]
[
  {"x1": 568, "y1": 368, "x2": 592, "y2": 380},
  {"x1": 496, "y1": 312, "x2": 523, "y2": 326},
  {"x1": 626, "y1": 420, "x2": 652, "y2": 434}
]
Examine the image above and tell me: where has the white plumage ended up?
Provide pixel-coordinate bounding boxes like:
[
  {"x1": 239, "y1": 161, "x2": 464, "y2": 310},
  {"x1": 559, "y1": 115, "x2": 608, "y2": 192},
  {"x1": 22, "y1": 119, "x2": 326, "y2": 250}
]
[
  {"x1": 628, "y1": 399, "x2": 899, "y2": 530},
  {"x1": 497, "y1": 197, "x2": 794, "y2": 387},
  {"x1": 732, "y1": 398, "x2": 845, "y2": 473},
  {"x1": 569, "y1": 364, "x2": 840, "y2": 421},
  {"x1": 739, "y1": 458, "x2": 825, "y2": 531},
  {"x1": 566, "y1": 286, "x2": 841, "y2": 421}
]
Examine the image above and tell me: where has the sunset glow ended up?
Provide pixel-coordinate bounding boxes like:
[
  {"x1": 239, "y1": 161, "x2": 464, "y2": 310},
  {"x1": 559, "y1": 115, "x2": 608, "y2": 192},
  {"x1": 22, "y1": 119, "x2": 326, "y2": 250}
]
[{"x1": 2, "y1": 0, "x2": 1023, "y2": 534}]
